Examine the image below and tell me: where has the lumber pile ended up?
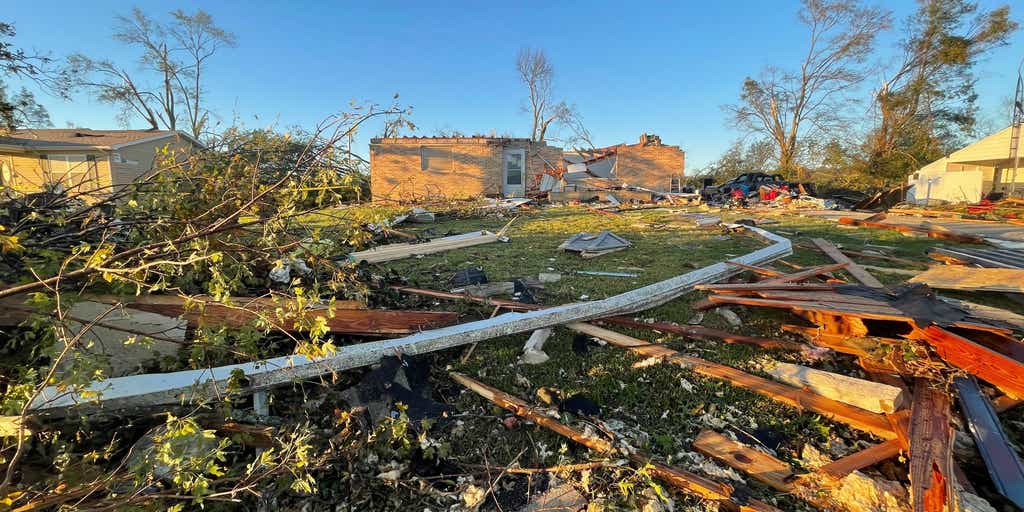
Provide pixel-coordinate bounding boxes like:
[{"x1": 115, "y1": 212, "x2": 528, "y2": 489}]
[{"x1": 694, "y1": 258, "x2": 1024, "y2": 511}]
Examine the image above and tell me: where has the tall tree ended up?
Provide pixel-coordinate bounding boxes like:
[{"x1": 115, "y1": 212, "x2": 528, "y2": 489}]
[
  {"x1": 724, "y1": 0, "x2": 890, "y2": 180},
  {"x1": 0, "y1": 22, "x2": 54, "y2": 132},
  {"x1": 517, "y1": 48, "x2": 571, "y2": 142},
  {"x1": 68, "y1": 8, "x2": 235, "y2": 138},
  {"x1": 864, "y1": 0, "x2": 1017, "y2": 184}
]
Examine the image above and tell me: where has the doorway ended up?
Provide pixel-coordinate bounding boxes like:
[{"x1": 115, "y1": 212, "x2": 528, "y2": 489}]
[{"x1": 502, "y1": 149, "x2": 525, "y2": 197}]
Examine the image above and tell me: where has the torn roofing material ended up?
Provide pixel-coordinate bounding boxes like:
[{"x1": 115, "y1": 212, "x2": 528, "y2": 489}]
[
  {"x1": 28, "y1": 225, "x2": 790, "y2": 413},
  {"x1": 558, "y1": 231, "x2": 631, "y2": 253}
]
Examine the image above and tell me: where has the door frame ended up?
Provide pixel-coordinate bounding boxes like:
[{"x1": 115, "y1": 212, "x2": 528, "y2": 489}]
[{"x1": 501, "y1": 148, "x2": 526, "y2": 197}]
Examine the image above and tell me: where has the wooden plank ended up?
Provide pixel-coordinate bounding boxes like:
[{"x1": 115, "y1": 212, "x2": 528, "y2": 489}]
[
  {"x1": 908, "y1": 379, "x2": 954, "y2": 512},
  {"x1": 861, "y1": 265, "x2": 920, "y2": 276},
  {"x1": 810, "y1": 238, "x2": 886, "y2": 288},
  {"x1": 909, "y1": 266, "x2": 1024, "y2": 293},
  {"x1": 82, "y1": 295, "x2": 453, "y2": 336},
  {"x1": 568, "y1": 322, "x2": 897, "y2": 439},
  {"x1": 693, "y1": 430, "x2": 795, "y2": 492},
  {"x1": 697, "y1": 283, "x2": 836, "y2": 292},
  {"x1": 908, "y1": 326, "x2": 1024, "y2": 399},
  {"x1": 725, "y1": 261, "x2": 783, "y2": 277},
  {"x1": 838, "y1": 217, "x2": 986, "y2": 244},
  {"x1": 818, "y1": 439, "x2": 902, "y2": 480},
  {"x1": 758, "y1": 262, "x2": 849, "y2": 284},
  {"x1": 764, "y1": 361, "x2": 907, "y2": 413},
  {"x1": 450, "y1": 373, "x2": 780, "y2": 512},
  {"x1": 593, "y1": 316, "x2": 810, "y2": 353}
]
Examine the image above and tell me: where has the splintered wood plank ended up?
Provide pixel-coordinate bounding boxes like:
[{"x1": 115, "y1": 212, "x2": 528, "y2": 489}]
[
  {"x1": 758, "y1": 262, "x2": 850, "y2": 284},
  {"x1": 908, "y1": 326, "x2": 1024, "y2": 399},
  {"x1": 594, "y1": 316, "x2": 810, "y2": 353},
  {"x1": 810, "y1": 238, "x2": 886, "y2": 289},
  {"x1": 706, "y1": 295, "x2": 908, "y2": 321},
  {"x1": 909, "y1": 266, "x2": 1024, "y2": 294},
  {"x1": 837, "y1": 217, "x2": 986, "y2": 244},
  {"x1": 741, "y1": 290, "x2": 892, "y2": 307},
  {"x1": 725, "y1": 261, "x2": 783, "y2": 277},
  {"x1": 83, "y1": 295, "x2": 455, "y2": 335},
  {"x1": 450, "y1": 373, "x2": 781, "y2": 512},
  {"x1": 908, "y1": 379, "x2": 954, "y2": 512},
  {"x1": 697, "y1": 283, "x2": 836, "y2": 292},
  {"x1": 765, "y1": 361, "x2": 907, "y2": 413},
  {"x1": 693, "y1": 430, "x2": 795, "y2": 492},
  {"x1": 818, "y1": 439, "x2": 902, "y2": 480},
  {"x1": 568, "y1": 322, "x2": 897, "y2": 439}
]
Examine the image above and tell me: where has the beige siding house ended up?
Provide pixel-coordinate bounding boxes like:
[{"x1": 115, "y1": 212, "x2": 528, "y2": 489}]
[
  {"x1": 0, "y1": 129, "x2": 202, "y2": 198},
  {"x1": 908, "y1": 126, "x2": 1024, "y2": 203}
]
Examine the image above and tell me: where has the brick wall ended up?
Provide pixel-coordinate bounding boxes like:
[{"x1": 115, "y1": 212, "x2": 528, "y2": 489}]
[
  {"x1": 614, "y1": 142, "x2": 685, "y2": 191},
  {"x1": 370, "y1": 137, "x2": 563, "y2": 201}
]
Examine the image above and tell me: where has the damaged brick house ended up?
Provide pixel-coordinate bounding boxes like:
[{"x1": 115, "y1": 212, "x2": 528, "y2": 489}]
[
  {"x1": 370, "y1": 137, "x2": 563, "y2": 201},
  {"x1": 558, "y1": 134, "x2": 686, "y2": 193},
  {"x1": 369, "y1": 133, "x2": 684, "y2": 200}
]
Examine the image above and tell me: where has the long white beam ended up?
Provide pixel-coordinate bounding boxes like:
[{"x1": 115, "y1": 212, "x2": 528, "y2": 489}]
[{"x1": 30, "y1": 226, "x2": 790, "y2": 413}]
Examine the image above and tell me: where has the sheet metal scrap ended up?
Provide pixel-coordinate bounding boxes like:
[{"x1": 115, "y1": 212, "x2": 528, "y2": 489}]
[
  {"x1": 558, "y1": 230, "x2": 631, "y2": 258},
  {"x1": 929, "y1": 247, "x2": 1024, "y2": 269},
  {"x1": 954, "y1": 376, "x2": 1024, "y2": 509}
]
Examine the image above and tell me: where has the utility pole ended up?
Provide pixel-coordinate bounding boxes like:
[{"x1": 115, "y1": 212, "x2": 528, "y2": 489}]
[{"x1": 1010, "y1": 72, "x2": 1023, "y2": 197}]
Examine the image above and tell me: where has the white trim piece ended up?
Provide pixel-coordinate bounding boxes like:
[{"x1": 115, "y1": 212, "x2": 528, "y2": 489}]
[{"x1": 29, "y1": 225, "x2": 791, "y2": 413}]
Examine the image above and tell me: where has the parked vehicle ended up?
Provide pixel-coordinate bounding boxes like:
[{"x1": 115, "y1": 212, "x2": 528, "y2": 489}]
[{"x1": 702, "y1": 172, "x2": 788, "y2": 201}]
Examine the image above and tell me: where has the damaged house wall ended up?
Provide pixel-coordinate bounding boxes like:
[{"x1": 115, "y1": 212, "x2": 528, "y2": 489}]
[
  {"x1": 369, "y1": 136, "x2": 563, "y2": 200},
  {"x1": 612, "y1": 134, "x2": 685, "y2": 192}
]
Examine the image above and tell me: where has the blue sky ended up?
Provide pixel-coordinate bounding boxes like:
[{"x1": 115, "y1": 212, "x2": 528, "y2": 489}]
[{"x1": 6, "y1": 0, "x2": 1024, "y2": 169}]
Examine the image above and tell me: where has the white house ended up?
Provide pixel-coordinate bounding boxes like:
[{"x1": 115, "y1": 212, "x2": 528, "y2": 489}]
[{"x1": 907, "y1": 125, "x2": 1024, "y2": 204}]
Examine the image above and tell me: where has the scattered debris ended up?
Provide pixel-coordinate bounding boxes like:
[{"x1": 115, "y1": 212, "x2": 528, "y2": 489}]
[
  {"x1": 575, "y1": 270, "x2": 639, "y2": 278},
  {"x1": 519, "y1": 328, "x2": 553, "y2": 365},
  {"x1": 268, "y1": 257, "x2": 312, "y2": 283},
  {"x1": 452, "y1": 267, "x2": 488, "y2": 287},
  {"x1": 451, "y1": 373, "x2": 781, "y2": 512},
  {"x1": 715, "y1": 307, "x2": 742, "y2": 328},
  {"x1": 538, "y1": 272, "x2": 562, "y2": 283},
  {"x1": 407, "y1": 207, "x2": 436, "y2": 223},
  {"x1": 340, "y1": 356, "x2": 451, "y2": 425},
  {"x1": 559, "y1": 231, "x2": 632, "y2": 258}
]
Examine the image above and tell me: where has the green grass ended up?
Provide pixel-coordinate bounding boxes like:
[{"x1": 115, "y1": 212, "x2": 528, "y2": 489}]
[{"x1": 322, "y1": 204, "x2": 1021, "y2": 509}]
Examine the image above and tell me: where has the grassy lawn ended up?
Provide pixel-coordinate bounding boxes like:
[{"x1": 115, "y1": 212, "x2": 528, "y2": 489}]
[{"x1": 318, "y1": 204, "x2": 1021, "y2": 509}]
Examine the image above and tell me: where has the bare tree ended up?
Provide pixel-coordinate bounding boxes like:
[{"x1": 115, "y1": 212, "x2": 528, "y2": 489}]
[
  {"x1": 0, "y1": 21, "x2": 64, "y2": 131},
  {"x1": 517, "y1": 48, "x2": 571, "y2": 142},
  {"x1": 724, "y1": 0, "x2": 890, "y2": 179},
  {"x1": 68, "y1": 8, "x2": 235, "y2": 138}
]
